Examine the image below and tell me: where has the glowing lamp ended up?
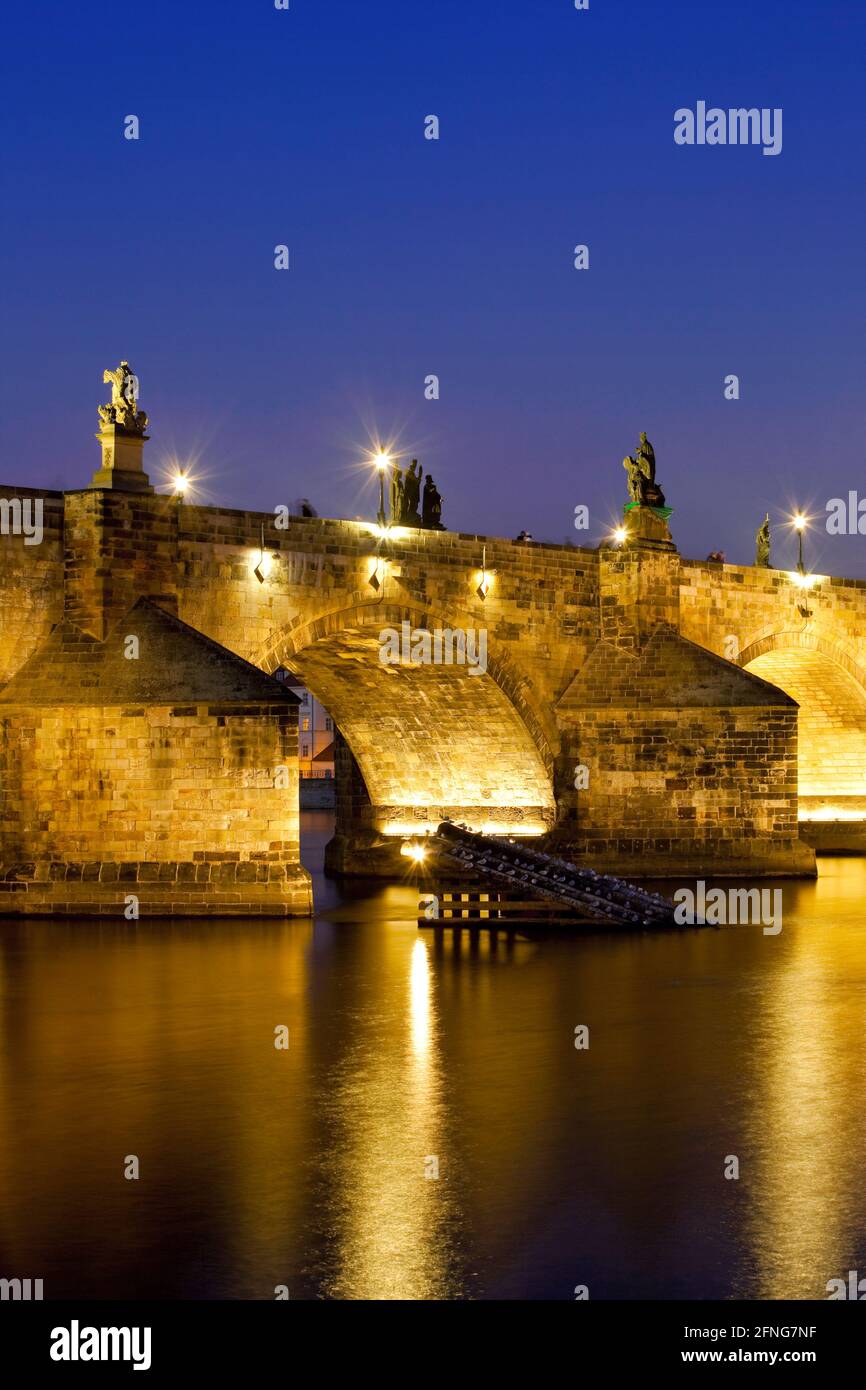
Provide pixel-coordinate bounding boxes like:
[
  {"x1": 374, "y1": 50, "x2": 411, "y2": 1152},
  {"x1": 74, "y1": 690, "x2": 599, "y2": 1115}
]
[
  {"x1": 790, "y1": 570, "x2": 816, "y2": 590},
  {"x1": 400, "y1": 842, "x2": 428, "y2": 863},
  {"x1": 789, "y1": 511, "x2": 810, "y2": 574},
  {"x1": 372, "y1": 450, "x2": 392, "y2": 526},
  {"x1": 476, "y1": 544, "x2": 492, "y2": 601},
  {"x1": 253, "y1": 522, "x2": 272, "y2": 584}
]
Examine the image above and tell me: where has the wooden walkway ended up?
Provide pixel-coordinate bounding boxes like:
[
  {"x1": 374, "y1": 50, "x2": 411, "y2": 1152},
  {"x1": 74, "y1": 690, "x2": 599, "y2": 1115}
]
[{"x1": 417, "y1": 822, "x2": 678, "y2": 930}]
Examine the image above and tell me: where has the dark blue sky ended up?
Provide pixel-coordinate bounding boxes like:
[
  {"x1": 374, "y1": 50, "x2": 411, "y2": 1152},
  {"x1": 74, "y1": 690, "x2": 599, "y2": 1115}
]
[{"x1": 2, "y1": 0, "x2": 864, "y2": 575}]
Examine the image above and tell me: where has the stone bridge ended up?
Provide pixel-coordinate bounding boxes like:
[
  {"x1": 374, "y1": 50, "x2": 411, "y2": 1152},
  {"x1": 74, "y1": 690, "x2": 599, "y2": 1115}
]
[{"x1": 0, "y1": 423, "x2": 864, "y2": 912}]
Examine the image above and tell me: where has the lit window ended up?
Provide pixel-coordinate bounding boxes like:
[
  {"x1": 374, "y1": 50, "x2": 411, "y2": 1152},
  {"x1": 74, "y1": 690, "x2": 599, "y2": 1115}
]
[{"x1": 302, "y1": 717, "x2": 310, "y2": 731}]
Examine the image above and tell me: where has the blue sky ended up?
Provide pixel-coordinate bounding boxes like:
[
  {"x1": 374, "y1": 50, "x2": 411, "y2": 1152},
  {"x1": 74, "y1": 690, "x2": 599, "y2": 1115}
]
[{"x1": 1, "y1": 0, "x2": 864, "y2": 574}]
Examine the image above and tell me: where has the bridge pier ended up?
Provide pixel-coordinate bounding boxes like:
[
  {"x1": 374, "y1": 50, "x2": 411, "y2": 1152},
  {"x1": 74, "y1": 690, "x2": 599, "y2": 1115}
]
[{"x1": 0, "y1": 598, "x2": 313, "y2": 916}]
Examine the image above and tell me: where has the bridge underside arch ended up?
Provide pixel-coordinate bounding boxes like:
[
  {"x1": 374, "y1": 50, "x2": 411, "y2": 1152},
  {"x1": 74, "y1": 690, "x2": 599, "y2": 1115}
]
[
  {"x1": 261, "y1": 608, "x2": 555, "y2": 840},
  {"x1": 742, "y1": 639, "x2": 866, "y2": 823}
]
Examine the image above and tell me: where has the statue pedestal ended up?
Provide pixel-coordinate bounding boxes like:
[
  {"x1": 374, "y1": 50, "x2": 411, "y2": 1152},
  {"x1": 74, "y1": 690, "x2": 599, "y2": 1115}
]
[
  {"x1": 623, "y1": 502, "x2": 675, "y2": 550},
  {"x1": 90, "y1": 424, "x2": 153, "y2": 493}
]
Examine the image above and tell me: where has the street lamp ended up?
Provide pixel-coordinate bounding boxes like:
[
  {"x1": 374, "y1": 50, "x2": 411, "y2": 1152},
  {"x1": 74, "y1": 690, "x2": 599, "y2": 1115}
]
[
  {"x1": 373, "y1": 451, "x2": 391, "y2": 528},
  {"x1": 792, "y1": 512, "x2": 808, "y2": 575}
]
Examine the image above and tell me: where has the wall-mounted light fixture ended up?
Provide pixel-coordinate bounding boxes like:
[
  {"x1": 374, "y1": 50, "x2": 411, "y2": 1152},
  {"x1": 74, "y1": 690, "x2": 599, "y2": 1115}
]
[
  {"x1": 400, "y1": 841, "x2": 428, "y2": 864},
  {"x1": 476, "y1": 545, "x2": 491, "y2": 601},
  {"x1": 789, "y1": 564, "x2": 822, "y2": 620},
  {"x1": 368, "y1": 556, "x2": 384, "y2": 591},
  {"x1": 254, "y1": 522, "x2": 273, "y2": 583}
]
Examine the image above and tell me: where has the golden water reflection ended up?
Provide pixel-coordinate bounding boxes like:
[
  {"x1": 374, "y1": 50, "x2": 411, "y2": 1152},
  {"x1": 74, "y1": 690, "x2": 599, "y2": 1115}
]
[
  {"x1": 0, "y1": 851, "x2": 864, "y2": 1299},
  {"x1": 736, "y1": 859, "x2": 866, "y2": 1298}
]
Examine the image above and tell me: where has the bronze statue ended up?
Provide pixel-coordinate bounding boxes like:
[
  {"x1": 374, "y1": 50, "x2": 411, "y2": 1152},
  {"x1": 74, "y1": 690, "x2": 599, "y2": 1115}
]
[
  {"x1": 755, "y1": 514, "x2": 771, "y2": 568},
  {"x1": 402, "y1": 459, "x2": 423, "y2": 525},
  {"x1": 623, "y1": 431, "x2": 665, "y2": 508},
  {"x1": 422, "y1": 474, "x2": 443, "y2": 529},
  {"x1": 623, "y1": 454, "x2": 643, "y2": 504},
  {"x1": 635, "y1": 431, "x2": 656, "y2": 483},
  {"x1": 390, "y1": 464, "x2": 404, "y2": 525}
]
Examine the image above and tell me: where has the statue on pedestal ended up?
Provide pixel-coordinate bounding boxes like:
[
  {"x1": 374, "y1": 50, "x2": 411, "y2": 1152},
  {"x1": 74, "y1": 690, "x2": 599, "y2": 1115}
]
[
  {"x1": 755, "y1": 514, "x2": 772, "y2": 568},
  {"x1": 390, "y1": 464, "x2": 404, "y2": 525},
  {"x1": 623, "y1": 454, "x2": 644, "y2": 504},
  {"x1": 422, "y1": 474, "x2": 443, "y2": 529},
  {"x1": 90, "y1": 360, "x2": 153, "y2": 492},
  {"x1": 401, "y1": 459, "x2": 423, "y2": 526},
  {"x1": 636, "y1": 431, "x2": 656, "y2": 483},
  {"x1": 623, "y1": 431, "x2": 665, "y2": 508},
  {"x1": 98, "y1": 361, "x2": 148, "y2": 435}
]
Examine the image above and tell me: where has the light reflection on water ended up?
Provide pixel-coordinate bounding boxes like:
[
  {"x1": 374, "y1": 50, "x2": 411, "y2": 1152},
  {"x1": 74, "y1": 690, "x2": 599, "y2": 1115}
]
[{"x1": 0, "y1": 815, "x2": 865, "y2": 1300}]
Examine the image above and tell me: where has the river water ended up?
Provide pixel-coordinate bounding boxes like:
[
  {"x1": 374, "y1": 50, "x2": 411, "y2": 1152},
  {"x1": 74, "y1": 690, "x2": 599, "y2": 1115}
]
[{"x1": 1, "y1": 813, "x2": 864, "y2": 1301}]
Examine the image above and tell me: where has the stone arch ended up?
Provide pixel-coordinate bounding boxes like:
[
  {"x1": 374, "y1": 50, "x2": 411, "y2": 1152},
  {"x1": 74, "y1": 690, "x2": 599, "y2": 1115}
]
[
  {"x1": 255, "y1": 599, "x2": 556, "y2": 838},
  {"x1": 739, "y1": 631, "x2": 866, "y2": 819}
]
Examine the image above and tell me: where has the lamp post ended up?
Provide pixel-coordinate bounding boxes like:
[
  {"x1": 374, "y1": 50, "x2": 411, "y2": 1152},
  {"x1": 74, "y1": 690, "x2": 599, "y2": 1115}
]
[
  {"x1": 373, "y1": 452, "x2": 391, "y2": 528},
  {"x1": 792, "y1": 512, "x2": 807, "y2": 576}
]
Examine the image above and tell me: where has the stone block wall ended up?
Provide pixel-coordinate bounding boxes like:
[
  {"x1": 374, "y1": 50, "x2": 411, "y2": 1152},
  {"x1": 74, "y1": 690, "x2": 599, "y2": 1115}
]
[
  {"x1": 552, "y1": 706, "x2": 809, "y2": 877},
  {"x1": 550, "y1": 626, "x2": 814, "y2": 876},
  {"x1": 0, "y1": 487, "x2": 64, "y2": 685},
  {"x1": 0, "y1": 701, "x2": 312, "y2": 915},
  {"x1": 62, "y1": 488, "x2": 181, "y2": 640},
  {"x1": 679, "y1": 558, "x2": 866, "y2": 676}
]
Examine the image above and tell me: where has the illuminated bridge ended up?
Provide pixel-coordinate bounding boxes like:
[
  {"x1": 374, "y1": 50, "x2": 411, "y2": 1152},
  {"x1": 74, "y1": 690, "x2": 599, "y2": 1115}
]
[{"x1": 0, "y1": 439, "x2": 864, "y2": 913}]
